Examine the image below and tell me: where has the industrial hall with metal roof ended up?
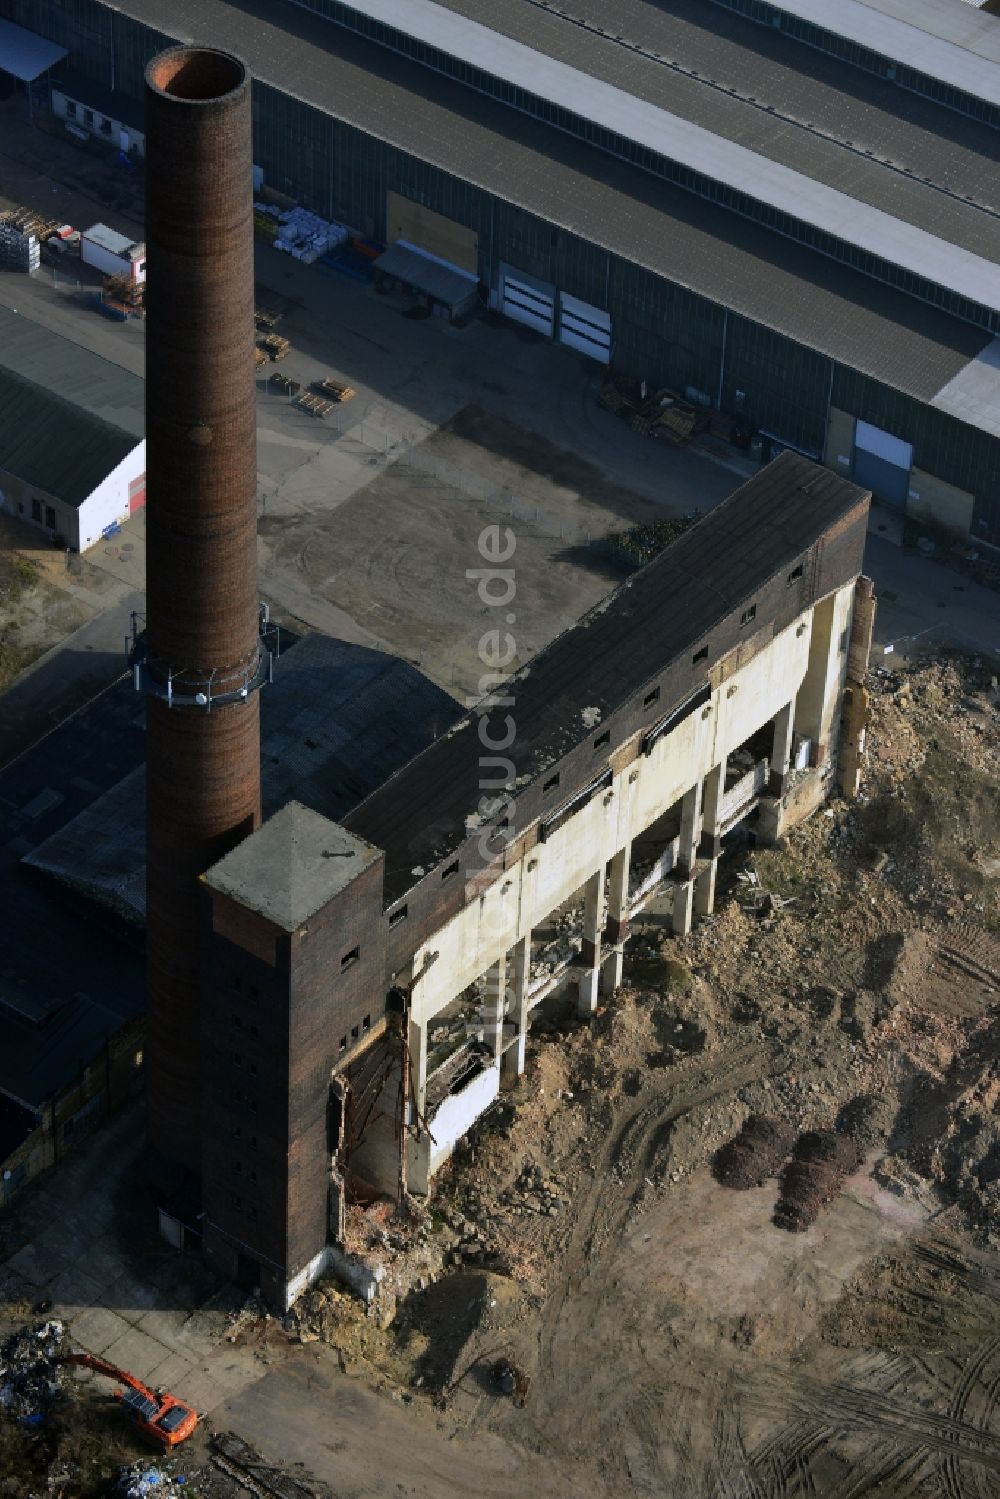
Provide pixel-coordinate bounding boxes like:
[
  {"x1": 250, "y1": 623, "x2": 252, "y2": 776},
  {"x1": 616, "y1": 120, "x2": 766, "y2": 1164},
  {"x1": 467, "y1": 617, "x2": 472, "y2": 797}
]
[{"x1": 2, "y1": 0, "x2": 998, "y2": 543}]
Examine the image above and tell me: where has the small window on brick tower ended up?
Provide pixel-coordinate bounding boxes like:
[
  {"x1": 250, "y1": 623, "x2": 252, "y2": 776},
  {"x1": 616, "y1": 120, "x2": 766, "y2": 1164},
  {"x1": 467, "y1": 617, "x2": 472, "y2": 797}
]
[
  {"x1": 362, "y1": 1014, "x2": 371, "y2": 1032},
  {"x1": 339, "y1": 1035, "x2": 347, "y2": 1053},
  {"x1": 351, "y1": 1024, "x2": 359, "y2": 1042},
  {"x1": 341, "y1": 946, "x2": 360, "y2": 971},
  {"x1": 248, "y1": 1205, "x2": 257, "y2": 1222},
  {"x1": 232, "y1": 1194, "x2": 242, "y2": 1210}
]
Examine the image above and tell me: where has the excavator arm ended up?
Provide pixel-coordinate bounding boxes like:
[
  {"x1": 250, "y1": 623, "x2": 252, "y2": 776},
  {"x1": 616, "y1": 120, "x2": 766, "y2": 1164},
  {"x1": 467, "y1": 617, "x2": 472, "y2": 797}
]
[{"x1": 62, "y1": 1351, "x2": 157, "y2": 1401}]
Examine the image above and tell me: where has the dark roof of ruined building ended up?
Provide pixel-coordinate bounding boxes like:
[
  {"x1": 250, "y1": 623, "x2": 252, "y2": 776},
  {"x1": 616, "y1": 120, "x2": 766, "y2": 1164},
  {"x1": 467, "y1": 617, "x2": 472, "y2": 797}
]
[{"x1": 346, "y1": 451, "x2": 869, "y2": 902}]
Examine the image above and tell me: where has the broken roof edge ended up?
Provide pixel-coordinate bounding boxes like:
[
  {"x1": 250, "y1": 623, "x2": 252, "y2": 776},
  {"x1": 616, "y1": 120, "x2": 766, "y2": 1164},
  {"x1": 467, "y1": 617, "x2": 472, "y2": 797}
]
[{"x1": 343, "y1": 455, "x2": 870, "y2": 895}]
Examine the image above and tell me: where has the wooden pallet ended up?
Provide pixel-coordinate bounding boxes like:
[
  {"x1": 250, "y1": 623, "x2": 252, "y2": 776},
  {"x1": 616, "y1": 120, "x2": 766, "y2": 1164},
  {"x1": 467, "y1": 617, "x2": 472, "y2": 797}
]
[
  {"x1": 254, "y1": 307, "x2": 280, "y2": 330},
  {"x1": 296, "y1": 391, "x2": 335, "y2": 418},
  {"x1": 316, "y1": 377, "x2": 355, "y2": 402},
  {"x1": 598, "y1": 383, "x2": 632, "y2": 416},
  {"x1": 254, "y1": 346, "x2": 268, "y2": 367},
  {"x1": 259, "y1": 333, "x2": 291, "y2": 361},
  {"x1": 268, "y1": 372, "x2": 301, "y2": 395}
]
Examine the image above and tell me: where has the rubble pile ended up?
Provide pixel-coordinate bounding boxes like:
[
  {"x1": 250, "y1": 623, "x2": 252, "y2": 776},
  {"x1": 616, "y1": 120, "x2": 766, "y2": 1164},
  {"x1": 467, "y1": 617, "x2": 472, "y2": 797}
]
[
  {"x1": 713, "y1": 1116, "x2": 797, "y2": 1190},
  {"x1": 0, "y1": 1320, "x2": 66, "y2": 1419}
]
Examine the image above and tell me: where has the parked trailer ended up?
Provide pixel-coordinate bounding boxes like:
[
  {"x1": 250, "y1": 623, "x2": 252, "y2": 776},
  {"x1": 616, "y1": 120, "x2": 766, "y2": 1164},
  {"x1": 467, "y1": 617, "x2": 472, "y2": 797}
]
[{"x1": 81, "y1": 223, "x2": 146, "y2": 283}]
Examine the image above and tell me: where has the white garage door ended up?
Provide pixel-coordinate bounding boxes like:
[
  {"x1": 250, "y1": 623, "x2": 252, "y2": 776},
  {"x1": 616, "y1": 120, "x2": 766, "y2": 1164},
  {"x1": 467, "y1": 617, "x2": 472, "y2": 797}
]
[
  {"x1": 853, "y1": 420, "x2": 913, "y2": 510},
  {"x1": 500, "y1": 264, "x2": 555, "y2": 336},
  {"x1": 558, "y1": 291, "x2": 611, "y2": 363},
  {"x1": 854, "y1": 421, "x2": 913, "y2": 470}
]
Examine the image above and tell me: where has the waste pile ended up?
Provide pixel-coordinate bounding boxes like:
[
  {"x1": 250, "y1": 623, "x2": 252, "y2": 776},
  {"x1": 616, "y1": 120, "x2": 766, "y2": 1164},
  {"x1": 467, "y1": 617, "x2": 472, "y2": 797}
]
[
  {"x1": 112, "y1": 1462, "x2": 189, "y2": 1499},
  {"x1": 774, "y1": 1129, "x2": 864, "y2": 1232},
  {"x1": 713, "y1": 1115, "x2": 796, "y2": 1190},
  {"x1": 0, "y1": 1320, "x2": 66, "y2": 1420}
]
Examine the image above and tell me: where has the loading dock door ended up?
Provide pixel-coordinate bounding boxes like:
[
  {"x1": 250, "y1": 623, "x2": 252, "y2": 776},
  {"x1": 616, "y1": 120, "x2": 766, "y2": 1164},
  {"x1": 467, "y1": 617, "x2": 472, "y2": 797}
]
[
  {"x1": 500, "y1": 264, "x2": 555, "y2": 336},
  {"x1": 558, "y1": 291, "x2": 611, "y2": 363},
  {"x1": 852, "y1": 420, "x2": 913, "y2": 509}
]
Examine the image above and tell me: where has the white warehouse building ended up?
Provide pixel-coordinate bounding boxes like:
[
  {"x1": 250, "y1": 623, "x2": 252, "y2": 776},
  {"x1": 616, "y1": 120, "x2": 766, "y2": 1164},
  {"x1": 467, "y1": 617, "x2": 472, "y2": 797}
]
[{"x1": 0, "y1": 306, "x2": 145, "y2": 551}]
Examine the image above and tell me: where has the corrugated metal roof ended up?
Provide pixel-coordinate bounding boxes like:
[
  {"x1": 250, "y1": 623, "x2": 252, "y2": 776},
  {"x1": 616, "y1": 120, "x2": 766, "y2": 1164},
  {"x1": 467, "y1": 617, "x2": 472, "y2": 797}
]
[
  {"x1": 761, "y1": 0, "x2": 1000, "y2": 100},
  {"x1": 0, "y1": 370, "x2": 137, "y2": 507},
  {"x1": 345, "y1": 452, "x2": 869, "y2": 901},
  {"x1": 94, "y1": 0, "x2": 993, "y2": 408},
  {"x1": 0, "y1": 306, "x2": 144, "y2": 439},
  {"x1": 441, "y1": 0, "x2": 1000, "y2": 245},
  {"x1": 0, "y1": 16, "x2": 67, "y2": 81},
  {"x1": 931, "y1": 338, "x2": 1000, "y2": 437},
  {"x1": 330, "y1": 0, "x2": 1000, "y2": 314}
]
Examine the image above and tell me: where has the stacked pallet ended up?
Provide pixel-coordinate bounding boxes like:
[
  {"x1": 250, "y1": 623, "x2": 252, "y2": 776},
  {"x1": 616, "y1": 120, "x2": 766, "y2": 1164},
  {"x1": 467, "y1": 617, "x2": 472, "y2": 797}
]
[
  {"x1": 296, "y1": 391, "x2": 335, "y2": 418},
  {"x1": 254, "y1": 347, "x2": 268, "y2": 368},
  {"x1": 597, "y1": 383, "x2": 634, "y2": 418},
  {"x1": 259, "y1": 333, "x2": 290, "y2": 361},
  {"x1": 268, "y1": 372, "x2": 301, "y2": 395},
  {"x1": 103, "y1": 273, "x2": 144, "y2": 311},
  {"x1": 254, "y1": 307, "x2": 281, "y2": 331},
  {"x1": 0, "y1": 209, "x2": 42, "y2": 273},
  {"x1": 315, "y1": 377, "x2": 355, "y2": 403}
]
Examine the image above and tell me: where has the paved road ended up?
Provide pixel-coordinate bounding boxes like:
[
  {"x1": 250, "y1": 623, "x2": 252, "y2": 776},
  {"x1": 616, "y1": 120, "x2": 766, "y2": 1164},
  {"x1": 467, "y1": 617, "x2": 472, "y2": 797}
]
[{"x1": 865, "y1": 533, "x2": 1000, "y2": 663}]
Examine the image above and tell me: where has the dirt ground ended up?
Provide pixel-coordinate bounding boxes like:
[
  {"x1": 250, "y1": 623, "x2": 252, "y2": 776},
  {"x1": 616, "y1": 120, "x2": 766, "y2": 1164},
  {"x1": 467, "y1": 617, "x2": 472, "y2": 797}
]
[{"x1": 0, "y1": 512, "x2": 126, "y2": 692}]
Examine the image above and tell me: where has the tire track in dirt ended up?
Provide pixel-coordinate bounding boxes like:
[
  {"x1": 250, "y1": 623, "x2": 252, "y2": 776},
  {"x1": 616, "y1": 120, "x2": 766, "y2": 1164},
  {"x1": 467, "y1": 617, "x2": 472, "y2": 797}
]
[
  {"x1": 522, "y1": 1040, "x2": 773, "y2": 1495},
  {"x1": 941, "y1": 1335, "x2": 1000, "y2": 1499}
]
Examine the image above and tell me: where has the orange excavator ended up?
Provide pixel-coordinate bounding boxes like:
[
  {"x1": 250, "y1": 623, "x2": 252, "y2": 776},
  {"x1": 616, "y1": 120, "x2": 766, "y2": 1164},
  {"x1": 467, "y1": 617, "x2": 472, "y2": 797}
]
[{"x1": 61, "y1": 1352, "x2": 198, "y2": 1447}]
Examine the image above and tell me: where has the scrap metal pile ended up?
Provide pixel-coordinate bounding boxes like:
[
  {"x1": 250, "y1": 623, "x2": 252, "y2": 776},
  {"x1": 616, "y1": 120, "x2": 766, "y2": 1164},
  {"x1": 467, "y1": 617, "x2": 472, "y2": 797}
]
[
  {"x1": 0, "y1": 1320, "x2": 66, "y2": 1420},
  {"x1": 112, "y1": 1462, "x2": 189, "y2": 1499}
]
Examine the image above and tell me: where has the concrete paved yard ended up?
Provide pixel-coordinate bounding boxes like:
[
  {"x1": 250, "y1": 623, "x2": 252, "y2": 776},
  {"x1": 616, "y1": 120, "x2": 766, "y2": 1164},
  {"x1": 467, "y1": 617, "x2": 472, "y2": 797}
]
[{"x1": 0, "y1": 1107, "x2": 273, "y2": 1415}]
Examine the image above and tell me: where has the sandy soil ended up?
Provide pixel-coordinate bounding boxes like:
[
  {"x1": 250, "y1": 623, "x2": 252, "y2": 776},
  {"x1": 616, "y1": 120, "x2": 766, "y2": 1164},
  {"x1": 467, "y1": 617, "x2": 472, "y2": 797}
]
[{"x1": 0, "y1": 512, "x2": 127, "y2": 691}]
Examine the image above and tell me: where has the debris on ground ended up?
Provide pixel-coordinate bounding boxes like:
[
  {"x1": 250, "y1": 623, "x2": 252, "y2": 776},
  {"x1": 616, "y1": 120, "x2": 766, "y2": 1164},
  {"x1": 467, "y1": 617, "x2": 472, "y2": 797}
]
[
  {"x1": 112, "y1": 1460, "x2": 189, "y2": 1499},
  {"x1": 0, "y1": 1320, "x2": 66, "y2": 1419}
]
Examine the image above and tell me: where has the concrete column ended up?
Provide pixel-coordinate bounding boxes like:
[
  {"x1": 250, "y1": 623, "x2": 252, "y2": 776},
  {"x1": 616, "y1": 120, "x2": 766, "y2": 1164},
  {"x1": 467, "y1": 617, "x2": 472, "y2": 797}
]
[
  {"x1": 672, "y1": 779, "x2": 704, "y2": 937},
  {"x1": 409, "y1": 1016, "x2": 428, "y2": 1122},
  {"x1": 483, "y1": 953, "x2": 507, "y2": 1062},
  {"x1": 671, "y1": 878, "x2": 695, "y2": 936},
  {"x1": 699, "y1": 760, "x2": 725, "y2": 859},
  {"x1": 600, "y1": 841, "x2": 632, "y2": 995},
  {"x1": 502, "y1": 934, "x2": 531, "y2": 1080},
  {"x1": 769, "y1": 698, "x2": 796, "y2": 796},
  {"x1": 577, "y1": 865, "x2": 606, "y2": 1015},
  {"x1": 693, "y1": 858, "x2": 717, "y2": 918},
  {"x1": 677, "y1": 781, "x2": 702, "y2": 878}
]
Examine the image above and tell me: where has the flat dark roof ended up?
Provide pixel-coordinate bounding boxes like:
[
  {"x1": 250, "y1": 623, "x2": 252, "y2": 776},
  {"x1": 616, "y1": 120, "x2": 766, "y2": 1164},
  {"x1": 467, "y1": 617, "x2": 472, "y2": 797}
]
[
  {"x1": 97, "y1": 0, "x2": 992, "y2": 404},
  {"x1": 346, "y1": 451, "x2": 869, "y2": 902}
]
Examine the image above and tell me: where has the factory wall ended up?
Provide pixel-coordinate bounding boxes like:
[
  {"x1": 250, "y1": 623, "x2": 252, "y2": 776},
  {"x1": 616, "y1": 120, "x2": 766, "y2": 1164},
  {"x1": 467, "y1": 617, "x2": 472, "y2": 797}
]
[{"x1": 4, "y1": 0, "x2": 998, "y2": 542}]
